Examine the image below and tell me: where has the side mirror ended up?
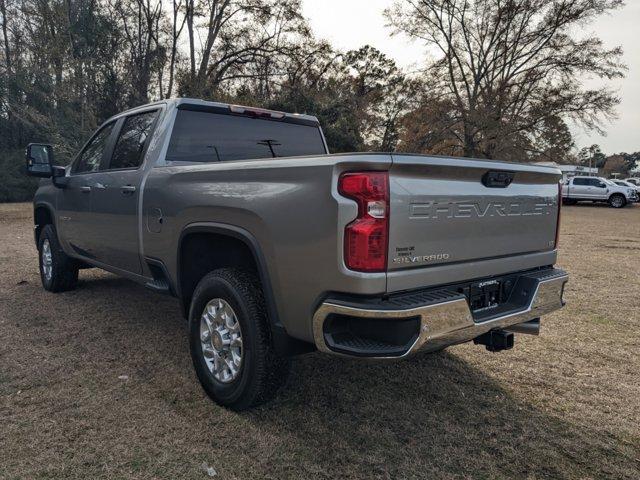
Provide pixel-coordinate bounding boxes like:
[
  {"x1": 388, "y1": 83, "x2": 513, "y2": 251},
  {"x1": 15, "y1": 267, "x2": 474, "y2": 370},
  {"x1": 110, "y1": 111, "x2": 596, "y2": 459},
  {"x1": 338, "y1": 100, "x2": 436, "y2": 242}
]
[
  {"x1": 25, "y1": 143, "x2": 53, "y2": 177},
  {"x1": 598, "y1": 182, "x2": 606, "y2": 188}
]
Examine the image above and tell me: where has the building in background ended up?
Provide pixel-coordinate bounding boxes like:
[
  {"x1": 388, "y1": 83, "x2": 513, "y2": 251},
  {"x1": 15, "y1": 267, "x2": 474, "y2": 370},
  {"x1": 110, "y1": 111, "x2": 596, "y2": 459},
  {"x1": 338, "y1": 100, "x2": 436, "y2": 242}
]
[{"x1": 535, "y1": 162, "x2": 599, "y2": 180}]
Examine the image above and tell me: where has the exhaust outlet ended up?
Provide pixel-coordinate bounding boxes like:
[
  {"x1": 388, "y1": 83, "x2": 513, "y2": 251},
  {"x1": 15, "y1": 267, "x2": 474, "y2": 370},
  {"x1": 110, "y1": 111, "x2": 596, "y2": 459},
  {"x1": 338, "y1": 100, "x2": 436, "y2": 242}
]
[{"x1": 505, "y1": 318, "x2": 540, "y2": 336}]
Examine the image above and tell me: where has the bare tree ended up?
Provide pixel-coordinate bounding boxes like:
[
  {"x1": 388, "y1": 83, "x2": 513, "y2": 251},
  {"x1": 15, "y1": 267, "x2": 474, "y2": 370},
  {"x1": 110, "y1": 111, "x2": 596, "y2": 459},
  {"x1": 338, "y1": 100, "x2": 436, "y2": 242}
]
[
  {"x1": 183, "y1": 0, "x2": 242, "y2": 95},
  {"x1": 165, "y1": 0, "x2": 187, "y2": 98},
  {"x1": 0, "y1": 0, "x2": 11, "y2": 75},
  {"x1": 114, "y1": 0, "x2": 165, "y2": 104},
  {"x1": 180, "y1": 0, "x2": 307, "y2": 97},
  {"x1": 386, "y1": 0, "x2": 626, "y2": 160}
]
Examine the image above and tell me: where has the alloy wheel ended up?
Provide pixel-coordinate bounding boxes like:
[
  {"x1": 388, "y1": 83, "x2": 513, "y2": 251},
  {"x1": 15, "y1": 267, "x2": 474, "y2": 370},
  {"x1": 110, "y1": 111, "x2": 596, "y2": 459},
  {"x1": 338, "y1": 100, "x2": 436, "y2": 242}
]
[
  {"x1": 41, "y1": 239, "x2": 53, "y2": 282},
  {"x1": 200, "y1": 298, "x2": 243, "y2": 383}
]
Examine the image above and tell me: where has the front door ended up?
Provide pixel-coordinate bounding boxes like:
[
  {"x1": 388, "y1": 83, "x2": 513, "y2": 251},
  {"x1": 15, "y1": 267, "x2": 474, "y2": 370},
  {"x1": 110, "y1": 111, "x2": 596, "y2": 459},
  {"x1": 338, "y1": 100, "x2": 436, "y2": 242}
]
[
  {"x1": 587, "y1": 178, "x2": 608, "y2": 199},
  {"x1": 57, "y1": 121, "x2": 117, "y2": 259},
  {"x1": 88, "y1": 109, "x2": 159, "y2": 274}
]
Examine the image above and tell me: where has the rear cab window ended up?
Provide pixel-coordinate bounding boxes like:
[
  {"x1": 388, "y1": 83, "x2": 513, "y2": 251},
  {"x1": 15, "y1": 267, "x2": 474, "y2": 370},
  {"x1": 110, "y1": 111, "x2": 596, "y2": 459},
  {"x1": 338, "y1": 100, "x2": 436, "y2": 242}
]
[{"x1": 166, "y1": 109, "x2": 327, "y2": 163}]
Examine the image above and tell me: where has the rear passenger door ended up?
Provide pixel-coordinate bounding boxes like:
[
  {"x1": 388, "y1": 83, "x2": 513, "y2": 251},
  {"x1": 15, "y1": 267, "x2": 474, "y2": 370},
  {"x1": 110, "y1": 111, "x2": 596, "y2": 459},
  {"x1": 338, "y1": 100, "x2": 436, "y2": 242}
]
[{"x1": 88, "y1": 109, "x2": 159, "y2": 274}]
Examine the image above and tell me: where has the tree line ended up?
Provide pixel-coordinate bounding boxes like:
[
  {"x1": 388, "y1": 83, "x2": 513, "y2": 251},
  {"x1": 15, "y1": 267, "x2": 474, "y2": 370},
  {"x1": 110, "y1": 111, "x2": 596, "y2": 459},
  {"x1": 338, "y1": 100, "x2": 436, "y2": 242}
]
[{"x1": 0, "y1": 0, "x2": 632, "y2": 201}]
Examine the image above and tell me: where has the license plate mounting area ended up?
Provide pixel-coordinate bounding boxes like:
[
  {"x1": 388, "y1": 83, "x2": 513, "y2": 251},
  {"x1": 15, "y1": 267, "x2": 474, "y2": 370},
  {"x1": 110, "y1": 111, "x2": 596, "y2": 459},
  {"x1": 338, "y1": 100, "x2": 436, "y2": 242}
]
[{"x1": 468, "y1": 280, "x2": 503, "y2": 313}]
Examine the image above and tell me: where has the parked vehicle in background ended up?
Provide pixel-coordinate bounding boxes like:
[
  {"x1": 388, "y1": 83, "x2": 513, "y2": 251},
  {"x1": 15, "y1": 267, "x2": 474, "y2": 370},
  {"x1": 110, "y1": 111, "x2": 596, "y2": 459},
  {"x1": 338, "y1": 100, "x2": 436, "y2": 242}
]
[
  {"x1": 25, "y1": 98, "x2": 568, "y2": 410},
  {"x1": 562, "y1": 176, "x2": 637, "y2": 208},
  {"x1": 623, "y1": 178, "x2": 640, "y2": 187},
  {"x1": 612, "y1": 180, "x2": 640, "y2": 201}
]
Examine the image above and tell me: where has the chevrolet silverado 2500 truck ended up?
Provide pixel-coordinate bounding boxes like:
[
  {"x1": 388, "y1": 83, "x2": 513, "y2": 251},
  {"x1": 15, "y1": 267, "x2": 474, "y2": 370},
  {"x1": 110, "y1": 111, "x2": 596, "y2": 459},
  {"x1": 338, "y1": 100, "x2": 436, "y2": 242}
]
[{"x1": 26, "y1": 98, "x2": 568, "y2": 410}]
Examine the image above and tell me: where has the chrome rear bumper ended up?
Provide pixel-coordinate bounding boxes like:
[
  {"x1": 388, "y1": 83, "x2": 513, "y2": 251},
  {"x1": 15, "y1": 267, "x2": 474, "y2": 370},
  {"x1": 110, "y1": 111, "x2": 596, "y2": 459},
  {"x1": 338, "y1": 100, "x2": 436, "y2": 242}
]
[{"x1": 312, "y1": 269, "x2": 568, "y2": 359}]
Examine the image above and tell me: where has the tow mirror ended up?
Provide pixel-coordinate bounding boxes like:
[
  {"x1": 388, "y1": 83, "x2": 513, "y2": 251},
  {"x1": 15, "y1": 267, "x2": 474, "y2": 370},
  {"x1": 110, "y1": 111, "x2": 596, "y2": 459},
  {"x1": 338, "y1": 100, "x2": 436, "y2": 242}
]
[{"x1": 25, "y1": 143, "x2": 53, "y2": 178}]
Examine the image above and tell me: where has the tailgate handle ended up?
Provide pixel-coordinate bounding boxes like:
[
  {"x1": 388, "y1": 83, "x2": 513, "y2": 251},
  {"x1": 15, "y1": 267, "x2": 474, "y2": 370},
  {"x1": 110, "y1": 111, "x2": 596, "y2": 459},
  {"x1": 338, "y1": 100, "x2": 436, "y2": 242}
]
[{"x1": 482, "y1": 171, "x2": 514, "y2": 188}]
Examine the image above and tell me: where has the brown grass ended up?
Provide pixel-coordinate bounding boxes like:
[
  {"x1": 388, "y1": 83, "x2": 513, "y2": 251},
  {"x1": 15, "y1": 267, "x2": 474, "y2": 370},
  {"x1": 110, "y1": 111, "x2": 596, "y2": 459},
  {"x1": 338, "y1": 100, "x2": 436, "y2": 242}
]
[{"x1": 1, "y1": 202, "x2": 639, "y2": 479}]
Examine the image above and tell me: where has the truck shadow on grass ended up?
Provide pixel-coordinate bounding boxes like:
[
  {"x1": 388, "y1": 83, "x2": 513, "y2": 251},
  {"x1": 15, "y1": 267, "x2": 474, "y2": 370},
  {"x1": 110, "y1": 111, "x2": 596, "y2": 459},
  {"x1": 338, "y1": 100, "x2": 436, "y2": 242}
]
[
  {"x1": 244, "y1": 351, "x2": 636, "y2": 479},
  {"x1": 10, "y1": 273, "x2": 635, "y2": 479}
]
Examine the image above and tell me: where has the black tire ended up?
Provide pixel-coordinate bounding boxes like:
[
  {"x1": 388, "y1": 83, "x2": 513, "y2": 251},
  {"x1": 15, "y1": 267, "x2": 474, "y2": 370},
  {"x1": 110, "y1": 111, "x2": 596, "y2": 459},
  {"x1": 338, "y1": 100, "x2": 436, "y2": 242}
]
[
  {"x1": 188, "y1": 268, "x2": 290, "y2": 410},
  {"x1": 562, "y1": 198, "x2": 577, "y2": 206},
  {"x1": 38, "y1": 224, "x2": 79, "y2": 292},
  {"x1": 608, "y1": 193, "x2": 626, "y2": 208}
]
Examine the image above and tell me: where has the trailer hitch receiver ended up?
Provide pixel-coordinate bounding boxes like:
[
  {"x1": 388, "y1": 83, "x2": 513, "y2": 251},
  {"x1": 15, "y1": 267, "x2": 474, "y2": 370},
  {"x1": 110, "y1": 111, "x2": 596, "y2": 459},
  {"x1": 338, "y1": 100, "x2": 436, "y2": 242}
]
[{"x1": 473, "y1": 330, "x2": 514, "y2": 352}]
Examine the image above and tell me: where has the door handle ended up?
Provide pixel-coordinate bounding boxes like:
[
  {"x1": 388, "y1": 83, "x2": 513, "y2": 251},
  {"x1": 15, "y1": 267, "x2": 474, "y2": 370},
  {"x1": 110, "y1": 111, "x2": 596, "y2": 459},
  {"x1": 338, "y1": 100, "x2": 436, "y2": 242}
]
[
  {"x1": 80, "y1": 186, "x2": 91, "y2": 193},
  {"x1": 121, "y1": 185, "x2": 136, "y2": 195}
]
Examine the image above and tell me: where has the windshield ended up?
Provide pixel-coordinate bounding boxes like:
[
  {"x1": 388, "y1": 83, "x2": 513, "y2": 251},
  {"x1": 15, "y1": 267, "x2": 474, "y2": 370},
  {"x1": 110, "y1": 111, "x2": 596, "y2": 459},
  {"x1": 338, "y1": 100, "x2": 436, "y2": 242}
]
[{"x1": 167, "y1": 110, "x2": 327, "y2": 163}]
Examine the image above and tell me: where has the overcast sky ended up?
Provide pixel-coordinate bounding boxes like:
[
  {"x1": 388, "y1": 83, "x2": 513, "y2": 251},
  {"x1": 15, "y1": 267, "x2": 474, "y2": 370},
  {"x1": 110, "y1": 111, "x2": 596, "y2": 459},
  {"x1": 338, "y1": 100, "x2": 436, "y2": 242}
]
[{"x1": 302, "y1": 0, "x2": 639, "y2": 154}]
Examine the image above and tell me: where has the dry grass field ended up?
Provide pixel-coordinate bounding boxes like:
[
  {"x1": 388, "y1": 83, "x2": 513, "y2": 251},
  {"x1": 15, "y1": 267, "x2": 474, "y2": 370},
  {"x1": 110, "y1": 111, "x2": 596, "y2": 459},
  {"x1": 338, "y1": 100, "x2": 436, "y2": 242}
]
[{"x1": 1, "y1": 202, "x2": 639, "y2": 479}]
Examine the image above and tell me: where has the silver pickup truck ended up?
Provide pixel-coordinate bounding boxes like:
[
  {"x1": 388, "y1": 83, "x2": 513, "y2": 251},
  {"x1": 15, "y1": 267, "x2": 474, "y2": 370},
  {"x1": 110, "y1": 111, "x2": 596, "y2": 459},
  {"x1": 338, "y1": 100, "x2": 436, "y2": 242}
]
[
  {"x1": 562, "y1": 175, "x2": 638, "y2": 207},
  {"x1": 26, "y1": 98, "x2": 568, "y2": 410}
]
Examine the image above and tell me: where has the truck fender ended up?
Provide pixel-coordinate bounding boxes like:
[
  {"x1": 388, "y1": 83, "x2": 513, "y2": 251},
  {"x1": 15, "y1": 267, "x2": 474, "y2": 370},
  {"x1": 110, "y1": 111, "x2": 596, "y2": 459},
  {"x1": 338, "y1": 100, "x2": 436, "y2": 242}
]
[
  {"x1": 176, "y1": 222, "x2": 284, "y2": 340},
  {"x1": 33, "y1": 201, "x2": 56, "y2": 246}
]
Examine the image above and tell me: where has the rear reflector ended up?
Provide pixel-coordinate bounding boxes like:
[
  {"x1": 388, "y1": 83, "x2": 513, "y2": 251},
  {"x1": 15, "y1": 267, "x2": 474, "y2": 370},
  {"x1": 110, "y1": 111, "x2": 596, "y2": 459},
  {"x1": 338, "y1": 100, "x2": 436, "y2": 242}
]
[
  {"x1": 555, "y1": 181, "x2": 562, "y2": 248},
  {"x1": 338, "y1": 172, "x2": 389, "y2": 272}
]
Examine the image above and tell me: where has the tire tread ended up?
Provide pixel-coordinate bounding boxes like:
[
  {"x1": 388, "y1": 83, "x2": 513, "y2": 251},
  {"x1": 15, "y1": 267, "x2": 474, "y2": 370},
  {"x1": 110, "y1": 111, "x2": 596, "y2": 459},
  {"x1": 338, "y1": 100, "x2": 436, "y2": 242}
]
[{"x1": 189, "y1": 268, "x2": 290, "y2": 410}]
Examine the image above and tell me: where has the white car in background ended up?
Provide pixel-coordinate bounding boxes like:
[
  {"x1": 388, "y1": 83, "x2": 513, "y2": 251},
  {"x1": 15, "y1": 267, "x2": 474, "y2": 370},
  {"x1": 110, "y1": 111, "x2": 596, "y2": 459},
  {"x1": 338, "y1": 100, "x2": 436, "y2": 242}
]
[
  {"x1": 613, "y1": 180, "x2": 640, "y2": 201},
  {"x1": 624, "y1": 178, "x2": 640, "y2": 187},
  {"x1": 562, "y1": 176, "x2": 638, "y2": 208}
]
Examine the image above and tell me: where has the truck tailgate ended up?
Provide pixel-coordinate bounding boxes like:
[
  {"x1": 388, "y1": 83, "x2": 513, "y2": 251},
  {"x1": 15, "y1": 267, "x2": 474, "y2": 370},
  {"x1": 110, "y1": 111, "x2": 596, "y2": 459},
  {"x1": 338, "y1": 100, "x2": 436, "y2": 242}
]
[{"x1": 388, "y1": 154, "x2": 561, "y2": 271}]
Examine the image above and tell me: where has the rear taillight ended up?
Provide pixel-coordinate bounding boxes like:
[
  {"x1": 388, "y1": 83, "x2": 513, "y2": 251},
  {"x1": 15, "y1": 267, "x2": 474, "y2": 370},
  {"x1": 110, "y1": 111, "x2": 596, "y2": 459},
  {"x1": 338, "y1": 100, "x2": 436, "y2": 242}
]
[
  {"x1": 338, "y1": 171, "x2": 389, "y2": 272},
  {"x1": 555, "y1": 181, "x2": 562, "y2": 248}
]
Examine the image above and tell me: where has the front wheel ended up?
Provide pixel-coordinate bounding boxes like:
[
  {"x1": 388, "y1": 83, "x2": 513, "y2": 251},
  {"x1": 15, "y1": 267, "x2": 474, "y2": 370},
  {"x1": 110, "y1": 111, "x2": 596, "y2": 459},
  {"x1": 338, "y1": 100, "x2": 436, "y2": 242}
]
[
  {"x1": 609, "y1": 194, "x2": 626, "y2": 208},
  {"x1": 188, "y1": 268, "x2": 290, "y2": 410},
  {"x1": 38, "y1": 224, "x2": 79, "y2": 292}
]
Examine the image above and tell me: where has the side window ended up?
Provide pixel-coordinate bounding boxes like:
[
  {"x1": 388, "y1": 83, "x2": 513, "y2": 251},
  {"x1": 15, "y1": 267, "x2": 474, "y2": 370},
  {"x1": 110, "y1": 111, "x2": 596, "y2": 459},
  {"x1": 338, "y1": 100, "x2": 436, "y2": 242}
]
[
  {"x1": 73, "y1": 123, "x2": 116, "y2": 174},
  {"x1": 109, "y1": 111, "x2": 158, "y2": 170},
  {"x1": 573, "y1": 178, "x2": 587, "y2": 186},
  {"x1": 588, "y1": 179, "x2": 603, "y2": 187}
]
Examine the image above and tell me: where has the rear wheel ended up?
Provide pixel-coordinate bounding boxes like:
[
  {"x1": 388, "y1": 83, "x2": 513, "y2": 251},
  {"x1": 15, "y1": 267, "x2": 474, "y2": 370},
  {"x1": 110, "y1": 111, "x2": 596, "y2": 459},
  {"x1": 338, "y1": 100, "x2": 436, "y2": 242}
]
[
  {"x1": 188, "y1": 268, "x2": 290, "y2": 410},
  {"x1": 608, "y1": 194, "x2": 626, "y2": 208},
  {"x1": 38, "y1": 224, "x2": 79, "y2": 292}
]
